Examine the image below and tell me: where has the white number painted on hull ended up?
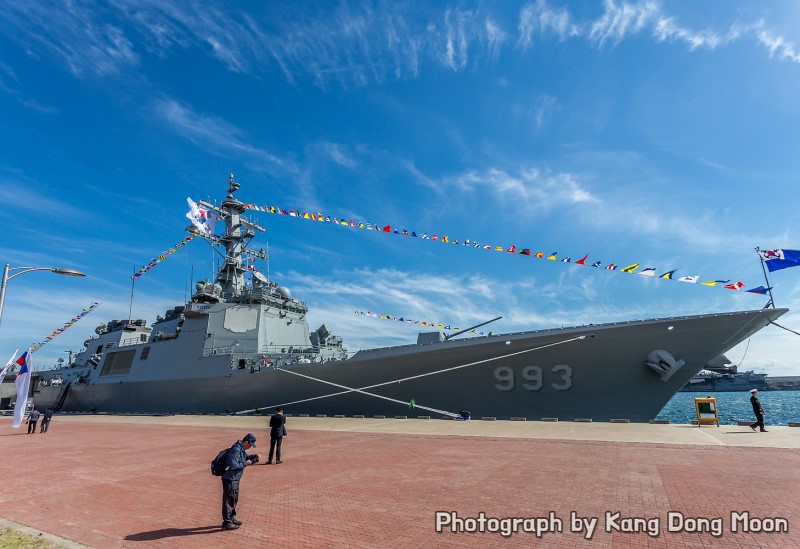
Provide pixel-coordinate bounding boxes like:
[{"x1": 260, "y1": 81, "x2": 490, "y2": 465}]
[
  {"x1": 550, "y1": 365, "x2": 572, "y2": 391},
  {"x1": 522, "y1": 366, "x2": 542, "y2": 391},
  {"x1": 494, "y1": 366, "x2": 515, "y2": 391},
  {"x1": 493, "y1": 365, "x2": 573, "y2": 391}
]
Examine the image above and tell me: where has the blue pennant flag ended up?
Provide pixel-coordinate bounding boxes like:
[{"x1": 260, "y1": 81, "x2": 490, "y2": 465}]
[{"x1": 745, "y1": 286, "x2": 772, "y2": 294}]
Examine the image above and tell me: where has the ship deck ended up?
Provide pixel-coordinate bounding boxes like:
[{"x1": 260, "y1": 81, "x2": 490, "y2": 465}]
[{"x1": 1, "y1": 415, "x2": 798, "y2": 548}]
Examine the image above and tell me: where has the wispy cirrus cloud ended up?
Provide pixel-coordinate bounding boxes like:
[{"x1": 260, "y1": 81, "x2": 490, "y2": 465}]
[
  {"x1": 412, "y1": 165, "x2": 599, "y2": 215},
  {"x1": 756, "y1": 25, "x2": 800, "y2": 63},
  {"x1": 2, "y1": 1, "x2": 799, "y2": 88},
  {"x1": 152, "y1": 98, "x2": 296, "y2": 174},
  {"x1": 588, "y1": 0, "x2": 661, "y2": 48},
  {"x1": 0, "y1": 1, "x2": 137, "y2": 77},
  {"x1": 517, "y1": 0, "x2": 580, "y2": 49}
]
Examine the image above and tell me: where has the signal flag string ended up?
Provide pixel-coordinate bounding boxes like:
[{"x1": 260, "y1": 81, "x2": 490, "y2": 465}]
[{"x1": 241, "y1": 203, "x2": 773, "y2": 293}]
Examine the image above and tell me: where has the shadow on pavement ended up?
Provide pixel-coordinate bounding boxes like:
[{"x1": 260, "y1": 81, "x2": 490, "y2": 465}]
[{"x1": 124, "y1": 525, "x2": 221, "y2": 540}]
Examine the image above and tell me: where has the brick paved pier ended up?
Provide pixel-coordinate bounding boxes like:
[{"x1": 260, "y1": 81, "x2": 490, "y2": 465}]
[{"x1": 1, "y1": 415, "x2": 798, "y2": 548}]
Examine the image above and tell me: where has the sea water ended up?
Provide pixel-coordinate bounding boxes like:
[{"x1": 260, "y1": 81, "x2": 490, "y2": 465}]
[{"x1": 657, "y1": 390, "x2": 800, "y2": 425}]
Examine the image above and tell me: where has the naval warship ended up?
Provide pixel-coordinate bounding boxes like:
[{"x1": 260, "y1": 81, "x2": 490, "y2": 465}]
[
  {"x1": 32, "y1": 176, "x2": 788, "y2": 421},
  {"x1": 680, "y1": 370, "x2": 770, "y2": 392}
]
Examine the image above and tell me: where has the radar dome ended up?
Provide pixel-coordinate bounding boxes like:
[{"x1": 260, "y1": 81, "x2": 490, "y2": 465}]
[
  {"x1": 195, "y1": 282, "x2": 205, "y2": 291},
  {"x1": 276, "y1": 286, "x2": 291, "y2": 299}
]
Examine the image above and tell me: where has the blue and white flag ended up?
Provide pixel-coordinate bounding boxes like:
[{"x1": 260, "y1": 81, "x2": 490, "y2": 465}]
[
  {"x1": 759, "y1": 249, "x2": 800, "y2": 272},
  {"x1": 12, "y1": 349, "x2": 32, "y2": 429},
  {"x1": 0, "y1": 348, "x2": 18, "y2": 382}
]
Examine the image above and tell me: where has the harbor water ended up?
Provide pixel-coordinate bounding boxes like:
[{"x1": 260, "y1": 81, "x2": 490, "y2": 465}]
[{"x1": 657, "y1": 390, "x2": 800, "y2": 425}]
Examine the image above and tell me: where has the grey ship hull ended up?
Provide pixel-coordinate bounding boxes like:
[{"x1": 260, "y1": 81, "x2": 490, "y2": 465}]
[{"x1": 34, "y1": 307, "x2": 786, "y2": 422}]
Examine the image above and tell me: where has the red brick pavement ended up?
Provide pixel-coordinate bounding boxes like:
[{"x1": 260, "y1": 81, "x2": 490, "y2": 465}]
[{"x1": 0, "y1": 419, "x2": 798, "y2": 548}]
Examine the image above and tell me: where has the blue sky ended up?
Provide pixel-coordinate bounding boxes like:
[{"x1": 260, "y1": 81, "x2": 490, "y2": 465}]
[{"x1": 2, "y1": 1, "x2": 800, "y2": 376}]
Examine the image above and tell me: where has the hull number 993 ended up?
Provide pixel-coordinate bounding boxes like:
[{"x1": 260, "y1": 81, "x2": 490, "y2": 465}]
[{"x1": 493, "y1": 365, "x2": 573, "y2": 392}]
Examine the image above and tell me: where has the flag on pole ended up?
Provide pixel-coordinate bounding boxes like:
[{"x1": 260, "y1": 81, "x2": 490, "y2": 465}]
[
  {"x1": 0, "y1": 348, "x2": 19, "y2": 382},
  {"x1": 759, "y1": 249, "x2": 800, "y2": 272},
  {"x1": 186, "y1": 197, "x2": 215, "y2": 234},
  {"x1": 12, "y1": 349, "x2": 32, "y2": 429}
]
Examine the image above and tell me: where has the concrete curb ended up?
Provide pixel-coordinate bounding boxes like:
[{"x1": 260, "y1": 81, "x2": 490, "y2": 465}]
[{"x1": 0, "y1": 516, "x2": 92, "y2": 549}]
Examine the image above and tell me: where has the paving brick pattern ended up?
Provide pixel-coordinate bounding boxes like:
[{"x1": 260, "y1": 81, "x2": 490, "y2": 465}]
[{"x1": 0, "y1": 419, "x2": 797, "y2": 548}]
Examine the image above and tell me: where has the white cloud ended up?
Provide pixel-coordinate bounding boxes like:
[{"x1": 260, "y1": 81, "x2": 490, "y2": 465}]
[
  {"x1": 757, "y1": 27, "x2": 800, "y2": 63},
  {"x1": 652, "y1": 16, "x2": 724, "y2": 50},
  {"x1": 416, "y1": 166, "x2": 599, "y2": 214},
  {"x1": 3, "y1": 0, "x2": 800, "y2": 91},
  {"x1": 534, "y1": 93, "x2": 560, "y2": 133},
  {"x1": 152, "y1": 97, "x2": 295, "y2": 174},
  {"x1": 517, "y1": 0, "x2": 579, "y2": 50},
  {"x1": 440, "y1": 8, "x2": 472, "y2": 72},
  {"x1": 589, "y1": 0, "x2": 660, "y2": 48},
  {"x1": 0, "y1": 177, "x2": 84, "y2": 220},
  {"x1": 310, "y1": 141, "x2": 360, "y2": 169},
  {"x1": 0, "y1": 1, "x2": 137, "y2": 77},
  {"x1": 484, "y1": 17, "x2": 507, "y2": 61}
]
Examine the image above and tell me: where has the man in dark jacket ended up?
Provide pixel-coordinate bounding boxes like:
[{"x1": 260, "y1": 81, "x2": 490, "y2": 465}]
[
  {"x1": 749, "y1": 389, "x2": 767, "y2": 432},
  {"x1": 221, "y1": 433, "x2": 261, "y2": 530},
  {"x1": 40, "y1": 408, "x2": 54, "y2": 433},
  {"x1": 267, "y1": 407, "x2": 287, "y2": 464},
  {"x1": 27, "y1": 409, "x2": 40, "y2": 434}
]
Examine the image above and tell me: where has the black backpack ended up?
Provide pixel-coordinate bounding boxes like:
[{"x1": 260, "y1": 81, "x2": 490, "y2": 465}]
[{"x1": 211, "y1": 447, "x2": 230, "y2": 476}]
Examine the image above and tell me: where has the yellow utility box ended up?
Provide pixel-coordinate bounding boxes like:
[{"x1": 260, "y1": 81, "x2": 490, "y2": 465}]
[{"x1": 694, "y1": 397, "x2": 719, "y2": 427}]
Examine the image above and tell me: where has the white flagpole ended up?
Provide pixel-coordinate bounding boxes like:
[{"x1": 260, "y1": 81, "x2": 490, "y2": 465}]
[{"x1": 754, "y1": 247, "x2": 776, "y2": 308}]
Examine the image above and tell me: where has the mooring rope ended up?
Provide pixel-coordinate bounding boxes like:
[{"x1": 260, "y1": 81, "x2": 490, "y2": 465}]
[
  {"x1": 237, "y1": 334, "x2": 590, "y2": 416},
  {"x1": 268, "y1": 367, "x2": 458, "y2": 417},
  {"x1": 769, "y1": 319, "x2": 800, "y2": 337}
]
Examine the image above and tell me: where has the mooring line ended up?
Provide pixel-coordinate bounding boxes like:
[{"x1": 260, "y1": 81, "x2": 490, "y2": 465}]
[
  {"x1": 769, "y1": 319, "x2": 800, "y2": 337},
  {"x1": 271, "y1": 367, "x2": 457, "y2": 417},
  {"x1": 236, "y1": 334, "x2": 589, "y2": 416}
]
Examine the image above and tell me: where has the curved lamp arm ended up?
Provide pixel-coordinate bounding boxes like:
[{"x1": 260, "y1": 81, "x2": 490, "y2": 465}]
[{"x1": 0, "y1": 264, "x2": 86, "y2": 327}]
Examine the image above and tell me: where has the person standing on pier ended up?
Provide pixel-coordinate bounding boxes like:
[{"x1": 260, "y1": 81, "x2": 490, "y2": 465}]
[
  {"x1": 749, "y1": 389, "x2": 767, "y2": 432},
  {"x1": 221, "y1": 433, "x2": 261, "y2": 530},
  {"x1": 40, "y1": 408, "x2": 54, "y2": 433},
  {"x1": 267, "y1": 407, "x2": 287, "y2": 464},
  {"x1": 26, "y1": 409, "x2": 40, "y2": 434}
]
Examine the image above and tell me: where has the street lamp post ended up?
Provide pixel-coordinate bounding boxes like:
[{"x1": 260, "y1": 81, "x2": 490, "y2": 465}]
[{"x1": 0, "y1": 263, "x2": 87, "y2": 327}]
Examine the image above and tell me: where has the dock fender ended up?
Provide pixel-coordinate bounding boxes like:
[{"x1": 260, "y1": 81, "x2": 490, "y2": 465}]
[{"x1": 645, "y1": 350, "x2": 686, "y2": 382}]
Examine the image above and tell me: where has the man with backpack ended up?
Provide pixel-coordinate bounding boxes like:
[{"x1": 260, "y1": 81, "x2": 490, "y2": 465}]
[{"x1": 219, "y1": 433, "x2": 261, "y2": 530}]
